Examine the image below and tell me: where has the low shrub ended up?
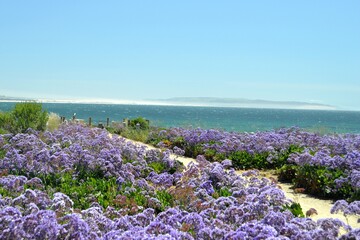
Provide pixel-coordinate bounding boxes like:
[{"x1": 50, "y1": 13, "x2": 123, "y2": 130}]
[
  {"x1": 129, "y1": 117, "x2": 150, "y2": 130},
  {"x1": 293, "y1": 165, "x2": 353, "y2": 199},
  {"x1": 0, "y1": 102, "x2": 48, "y2": 134}
]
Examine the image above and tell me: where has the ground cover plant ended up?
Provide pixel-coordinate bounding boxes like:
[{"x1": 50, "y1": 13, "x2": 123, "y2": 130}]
[
  {"x1": 0, "y1": 124, "x2": 359, "y2": 239},
  {"x1": 148, "y1": 127, "x2": 360, "y2": 202}
]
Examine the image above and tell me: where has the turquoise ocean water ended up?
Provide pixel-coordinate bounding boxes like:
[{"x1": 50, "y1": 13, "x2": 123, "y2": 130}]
[{"x1": 1, "y1": 102, "x2": 360, "y2": 133}]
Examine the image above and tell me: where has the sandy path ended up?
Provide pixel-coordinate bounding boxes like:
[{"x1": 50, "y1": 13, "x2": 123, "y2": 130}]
[
  {"x1": 280, "y1": 183, "x2": 358, "y2": 227},
  {"x1": 115, "y1": 135, "x2": 359, "y2": 229},
  {"x1": 237, "y1": 170, "x2": 359, "y2": 228}
]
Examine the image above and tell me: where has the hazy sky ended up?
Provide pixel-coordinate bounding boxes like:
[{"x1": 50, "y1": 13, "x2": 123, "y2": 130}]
[{"x1": 0, "y1": 1, "x2": 359, "y2": 110}]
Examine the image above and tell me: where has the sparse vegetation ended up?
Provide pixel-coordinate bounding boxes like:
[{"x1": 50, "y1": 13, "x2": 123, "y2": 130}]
[{"x1": 107, "y1": 117, "x2": 150, "y2": 142}]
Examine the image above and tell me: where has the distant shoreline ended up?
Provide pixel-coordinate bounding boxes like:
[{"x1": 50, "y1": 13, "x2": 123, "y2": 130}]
[{"x1": 0, "y1": 99, "x2": 341, "y2": 111}]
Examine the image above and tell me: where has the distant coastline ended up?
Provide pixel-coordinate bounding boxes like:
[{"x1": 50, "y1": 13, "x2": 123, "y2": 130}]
[
  {"x1": 0, "y1": 95, "x2": 338, "y2": 111},
  {"x1": 149, "y1": 97, "x2": 337, "y2": 111}
]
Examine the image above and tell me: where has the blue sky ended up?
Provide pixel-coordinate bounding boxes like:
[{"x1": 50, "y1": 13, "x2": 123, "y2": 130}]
[{"x1": 0, "y1": 1, "x2": 359, "y2": 110}]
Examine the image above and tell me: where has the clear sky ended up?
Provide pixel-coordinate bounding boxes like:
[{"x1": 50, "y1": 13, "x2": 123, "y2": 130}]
[{"x1": 0, "y1": 1, "x2": 359, "y2": 110}]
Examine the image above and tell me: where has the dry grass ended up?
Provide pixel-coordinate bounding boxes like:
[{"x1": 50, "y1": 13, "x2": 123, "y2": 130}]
[{"x1": 46, "y1": 112, "x2": 61, "y2": 131}]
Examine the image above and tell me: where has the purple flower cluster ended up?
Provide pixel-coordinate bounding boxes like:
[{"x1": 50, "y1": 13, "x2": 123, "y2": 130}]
[
  {"x1": 156, "y1": 127, "x2": 311, "y2": 155},
  {"x1": 154, "y1": 127, "x2": 360, "y2": 197},
  {"x1": 0, "y1": 124, "x2": 359, "y2": 239},
  {"x1": 331, "y1": 200, "x2": 360, "y2": 219}
]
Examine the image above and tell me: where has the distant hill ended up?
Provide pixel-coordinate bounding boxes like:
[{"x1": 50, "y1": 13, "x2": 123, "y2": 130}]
[{"x1": 150, "y1": 97, "x2": 336, "y2": 110}]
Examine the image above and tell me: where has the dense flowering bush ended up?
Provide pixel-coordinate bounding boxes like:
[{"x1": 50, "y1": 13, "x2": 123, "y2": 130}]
[
  {"x1": 0, "y1": 124, "x2": 359, "y2": 239},
  {"x1": 149, "y1": 127, "x2": 360, "y2": 201}
]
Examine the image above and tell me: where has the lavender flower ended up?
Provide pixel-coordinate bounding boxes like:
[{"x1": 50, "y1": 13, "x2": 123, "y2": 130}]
[
  {"x1": 173, "y1": 146, "x2": 185, "y2": 156},
  {"x1": 200, "y1": 180, "x2": 215, "y2": 195},
  {"x1": 1, "y1": 124, "x2": 359, "y2": 238}
]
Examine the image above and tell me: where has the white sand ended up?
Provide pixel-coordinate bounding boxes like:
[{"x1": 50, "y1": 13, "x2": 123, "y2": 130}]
[
  {"x1": 279, "y1": 182, "x2": 359, "y2": 227},
  {"x1": 233, "y1": 170, "x2": 359, "y2": 228}
]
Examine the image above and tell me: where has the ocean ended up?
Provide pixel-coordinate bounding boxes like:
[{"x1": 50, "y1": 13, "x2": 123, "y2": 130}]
[{"x1": 1, "y1": 102, "x2": 360, "y2": 134}]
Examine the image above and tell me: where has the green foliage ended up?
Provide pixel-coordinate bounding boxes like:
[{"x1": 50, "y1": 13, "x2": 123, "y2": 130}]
[
  {"x1": 129, "y1": 117, "x2": 150, "y2": 130},
  {"x1": 0, "y1": 149, "x2": 6, "y2": 159},
  {"x1": 147, "y1": 161, "x2": 180, "y2": 175},
  {"x1": 293, "y1": 164, "x2": 352, "y2": 199},
  {"x1": 55, "y1": 173, "x2": 118, "y2": 209},
  {"x1": 26, "y1": 170, "x2": 117, "y2": 209},
  {"x1": 172, "y1": 136, "x2": 186, "y2": 148},
  {"x1": 226, "y1": 145, "x2": 303, "y2": 170},
  {"x1": 75, "y1": 164, "x2": 105, "y2": 180},
  {"x1": 0, "y1": 112, "x2": 14, "y2": 133},
  {"x1": 228, "y1": 151, "x2": 270, "y2": 169},
  {"x1": 0, "y1": 128, "x2": 9, "y2": 134},
  {"x1": 111, "y1": 117, "x2": 151, "y2": 142},
  {"x1": 120, "y1": 185, "x2": 147, "y2": 207},
  {"x1": 9, "y1": 166, "x2": 120, "y2": 210},
  {"x1": 12, "y1": 102, "x2": 49, "y2": 133},
  {"x1": 277, "y1": 164, "x2": 298, "y2": 182},
  {"x1": 0, "y1": 102, "x2": 49, "y2": 134},
  {"x1": 349, "y1": 190, "x2": 360, "y2": 202},
  {"x1": 105, "y1": 126, "x2": 115, "y2": 134},
  {"x1": 155, "y1": 190, "x2": 173, "y2": 212},
  {"x1": 283, "y1": 202, "x2": 305, "y2": 218},
  {"x1": 120, "y1": 128, "x2": 149, "y2": 142},
  {"x1": 204, "y1": 148, "x2": 217, "y2": 160},
  {"x1": 185, "y1": 144, "x2": 204, "y2": 158},
  {"x1": 212, "y1": 187, "x2": 232, "y2": 199},
  {"x1": 6, "y1": 164, "x2": 183, "y2": 213},
  {"x1": 0, "y1": 186, "x2": 17, "y2": 198},
  {"x1": 148, "y1": 162, "x2": 166, "y2": 174}
]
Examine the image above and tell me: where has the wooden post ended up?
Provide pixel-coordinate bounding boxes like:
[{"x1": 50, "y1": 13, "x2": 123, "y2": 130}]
[
  {"x1": 106, "y1": 118, "x2": 110, "y2": 127},
  {"x1": 123, "y1": 118, "x2": 129, "y2": 127},
  {"x1": 89, "y1": 117, "x2": 92, "y2": 126}
]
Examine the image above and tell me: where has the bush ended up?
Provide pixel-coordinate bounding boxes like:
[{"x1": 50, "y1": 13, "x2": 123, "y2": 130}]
[
  {"x1": 129, "y1": 117, "x2": 149, "y2": 130},
  {"x1": 0, "y1": 102, "x2": 49, "y2": 134},
  {"x1": 228, "y1": 151, "x2": 270, "y2": 169},
  {"x1": 0, "y1": 111, "x2": 14, "y2": 133},
  {"x1": 292, "y1": 165, "x2": 352, "y2": 199}
]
